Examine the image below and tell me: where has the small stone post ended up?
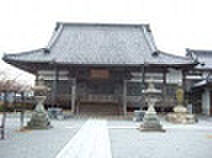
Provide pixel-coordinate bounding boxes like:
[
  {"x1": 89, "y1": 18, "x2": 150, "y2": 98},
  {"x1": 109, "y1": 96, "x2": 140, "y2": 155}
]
[
  {"x1": 166, "y1": 84, "x2": 197, "y2": 124},
  {"x1": 20, "y1": 110, "x2": 24, "y2": 129}
]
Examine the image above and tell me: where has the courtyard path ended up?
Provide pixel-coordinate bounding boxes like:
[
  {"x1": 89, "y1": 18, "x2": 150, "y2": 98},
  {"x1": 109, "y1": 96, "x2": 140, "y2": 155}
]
[{"x1": 56, "y1": 118, "x2": 112, "y2": 158}]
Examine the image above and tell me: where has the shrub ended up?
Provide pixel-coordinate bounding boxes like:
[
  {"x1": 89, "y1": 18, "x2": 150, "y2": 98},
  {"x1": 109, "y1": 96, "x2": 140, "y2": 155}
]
[
  {"x1": 0, "y1": 105, "x2": 5, "y2": 112},
  {"x1": 14, "y1": 103, "x2": 34, "y2": 111}
]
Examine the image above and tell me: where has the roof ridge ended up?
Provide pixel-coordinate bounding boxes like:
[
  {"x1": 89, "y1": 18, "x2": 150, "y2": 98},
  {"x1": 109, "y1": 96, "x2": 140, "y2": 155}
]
[
  {"x1": 186, "y1": 48, "x2": 212, "y2": 53},
  {"x1": 57, "y1": 21, "x2": 149, "y2": 27},
  {"x1": 158, "y1": 50, "x2": 192, "y2": 61},
  {"x1": 47, "y1": 23, "x2": 64, "y2": 49},
  {"x1": 141, "y1": 25, "x2": 157, "y2": 52}
]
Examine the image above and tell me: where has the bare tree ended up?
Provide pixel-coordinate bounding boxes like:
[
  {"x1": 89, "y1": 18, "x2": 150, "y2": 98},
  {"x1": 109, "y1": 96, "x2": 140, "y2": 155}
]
[
  {"x1": 0, "y1": 71, "x2": 7, "y2": 139},
  {"x1": 0, "y1": 72, "x2": 30, "y2": 139}
]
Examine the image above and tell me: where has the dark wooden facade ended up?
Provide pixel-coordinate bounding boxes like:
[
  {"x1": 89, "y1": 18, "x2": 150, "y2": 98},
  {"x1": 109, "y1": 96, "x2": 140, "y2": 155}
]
[{"x1": 31, "y1": 64, "x2": 191, "y2": 115}]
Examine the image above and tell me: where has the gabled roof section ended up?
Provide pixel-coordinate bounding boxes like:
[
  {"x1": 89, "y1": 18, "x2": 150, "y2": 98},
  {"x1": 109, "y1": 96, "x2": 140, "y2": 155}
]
[
  {"x1": 4, "y1": 22, "x2": 194, "y2": 67},
  {"x1": 186, "y1": 49, "x2": 212, "y2": 70},
  {"x1": 192, "y1": 76, "x2": 212, "y2": 88}
]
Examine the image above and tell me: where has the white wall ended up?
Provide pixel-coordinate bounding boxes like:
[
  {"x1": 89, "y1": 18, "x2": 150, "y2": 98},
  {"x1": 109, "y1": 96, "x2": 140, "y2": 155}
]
[
  {"x1": 131, "y1": 69, "x2": 183, "y2": 84},
  {"x1": 166, "y1": 68, "x2": 182, "y2": 84},
  {"x1": 38, "y1": 70, "x2": 69, "y2": 80},
  {"x1": 39, "y1": 69, "x2": 183, "y2": 84}
]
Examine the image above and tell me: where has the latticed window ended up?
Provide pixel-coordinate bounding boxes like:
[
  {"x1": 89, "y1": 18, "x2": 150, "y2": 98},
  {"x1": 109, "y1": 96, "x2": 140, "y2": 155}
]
[
  {"x1": 127, "y1": 82, "x2": 143, "y2": 96},
  {"x1": 57, "y1": 80, "x2": 70, "y2": 95},
  {"x1": 166, "y1": 84, "x2": 177, "y2": 97},
  {"x1": 154, "y1": 83, "x2": 163, "y2": 90}
]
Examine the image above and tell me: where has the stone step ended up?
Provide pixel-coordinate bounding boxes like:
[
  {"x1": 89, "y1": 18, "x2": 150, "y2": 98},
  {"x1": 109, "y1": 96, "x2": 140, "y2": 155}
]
[{"x1": 78, "y1": 103, "x2": 121, "y2": 115}]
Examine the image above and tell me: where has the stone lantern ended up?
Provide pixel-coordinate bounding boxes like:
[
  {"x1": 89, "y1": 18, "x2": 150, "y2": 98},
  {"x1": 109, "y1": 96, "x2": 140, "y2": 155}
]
[
  {"x1": 140, "y1": 80, "x2": 165, "y2": 132},
  {"x1": 27, "y1": 78, "x2": 52, "y2": 129}
]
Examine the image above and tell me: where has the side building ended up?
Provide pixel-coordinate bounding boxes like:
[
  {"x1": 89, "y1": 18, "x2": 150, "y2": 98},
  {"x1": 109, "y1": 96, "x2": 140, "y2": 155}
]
[
  {"x1": 3, "y1": 22, "x2": 195, "y2": 115},
  {"x1": 186, "y1": 49, "x2": 212, "y2": 116}
]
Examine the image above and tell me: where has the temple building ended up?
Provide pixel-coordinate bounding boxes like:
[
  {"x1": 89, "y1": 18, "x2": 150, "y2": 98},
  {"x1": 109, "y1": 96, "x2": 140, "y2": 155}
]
[
  {"x1": 186, "y1": 49, "x2": 212, "y2": 115},
  {"x1": 3, "y1": 22, "x2": 195, "y2": 115}
]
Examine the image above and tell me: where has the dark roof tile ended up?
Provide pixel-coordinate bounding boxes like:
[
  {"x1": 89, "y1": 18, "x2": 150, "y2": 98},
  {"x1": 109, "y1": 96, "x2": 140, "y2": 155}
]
[
  {"x1": 186, "y1": 49, "x2": 212, "y2": 70},
  {"x1": 4, "y1": 22, "x2": 193, "y2": 66}
]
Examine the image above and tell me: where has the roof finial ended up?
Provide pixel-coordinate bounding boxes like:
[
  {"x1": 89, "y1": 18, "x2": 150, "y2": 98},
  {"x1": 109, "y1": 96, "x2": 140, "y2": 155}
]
[
  {"x1": 43, "y1": 48, "x2": 50, "y2": 54},
  {"x1": 152, "y1": 50, "x2": 159, "y2": 57},
  {"x1": 145, "y1": 24, "x2": 151, "y2": 32}
]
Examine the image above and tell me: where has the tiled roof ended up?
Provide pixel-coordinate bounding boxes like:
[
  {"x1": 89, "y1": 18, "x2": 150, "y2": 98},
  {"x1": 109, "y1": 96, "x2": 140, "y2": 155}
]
[
  {"x1": 186, "y1": 49, "x2": 212, "y2": 70},
  {"x1": 3, "y1": 22, "x2": 194, "y2": 66},
  {"x1": 192, "y1": 77, "x2": 212, "y2": 88}
]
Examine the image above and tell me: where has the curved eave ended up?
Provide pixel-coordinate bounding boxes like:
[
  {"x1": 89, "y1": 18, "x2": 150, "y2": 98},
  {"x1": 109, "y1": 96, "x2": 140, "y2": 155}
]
[
  {"x1": 3, "y1": 57, "x2": 37, "y2": 74},
  {"x1": 3, "y1": 55, "x2": 196, "y2": 72}
]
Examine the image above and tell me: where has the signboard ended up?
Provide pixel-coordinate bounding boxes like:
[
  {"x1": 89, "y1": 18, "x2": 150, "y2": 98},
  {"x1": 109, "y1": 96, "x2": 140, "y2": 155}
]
[{"x1": 90, "y1": 69, "x2": 109, "y2": 79}]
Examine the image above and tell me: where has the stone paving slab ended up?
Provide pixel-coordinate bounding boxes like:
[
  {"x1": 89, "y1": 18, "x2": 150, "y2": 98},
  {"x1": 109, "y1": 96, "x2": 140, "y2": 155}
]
[
  {"x1": 108, "y1": 119, "x2": 212, "y2": 158},
  {"x1": 0, "y1": 117, "x2": 86, "y2": 158},
  {"x1": 56, "y1": 119, "x2": 112, "y2": 158}
]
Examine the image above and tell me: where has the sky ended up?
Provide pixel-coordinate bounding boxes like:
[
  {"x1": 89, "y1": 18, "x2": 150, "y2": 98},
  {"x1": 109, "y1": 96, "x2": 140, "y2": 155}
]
[{"x1": 0, "y1": 0, "x2": 212, "y2": 84}]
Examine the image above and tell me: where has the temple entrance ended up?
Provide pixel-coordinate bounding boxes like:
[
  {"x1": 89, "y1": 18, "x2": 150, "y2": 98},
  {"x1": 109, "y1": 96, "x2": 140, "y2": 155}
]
[
  {"x1": 76, "y1": 79, "x2": 122, "y2": 116},
  {"x1": 77, "y1": 103, "x2": 121, "y2": 116}
]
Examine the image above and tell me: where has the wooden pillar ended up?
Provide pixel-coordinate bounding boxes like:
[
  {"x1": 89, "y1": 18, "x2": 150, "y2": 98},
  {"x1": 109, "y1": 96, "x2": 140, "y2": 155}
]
[
  {"x1": 182, "y1": 70, "x2": 186, "y2": 91},
  {"x1": 35, "y1": 73, "x2": 39, "y2": 86},
  {"x1": 142, "y1": 64, "x2": 145, "y2": 84},
  {"x1": 163, "y1": 71, "x2": 167, "y2": 97},
  {"x1": 14, "y1": 91, "x2": 17, "y2": 105},
  {"x1": 123, "y1": 80, "x2": 127, "y2": 115},
  {"x1": 182, "y1": 70, "x2": 187, "y2": 105},
  {"x1": 71, "y1": 79, "x2": 76, "y2": 113},
  {"x1": 163, "y1": 71, "x2": 167, "y2": 110},
  {"x1": 52, "y1": 68, "x2": 59, "y2": 106},
  {"x1": 1, "y1": 91, "x2": 8, "y2": 139},
  {"x1": 141, "y1": 65, "x2": 146, "y2": 110},
  {"x1": 21, "y1": 92, "x2": 24, "y2": 103}
]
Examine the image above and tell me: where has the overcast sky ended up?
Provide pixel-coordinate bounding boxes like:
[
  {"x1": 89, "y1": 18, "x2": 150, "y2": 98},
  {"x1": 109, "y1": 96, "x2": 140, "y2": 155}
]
[{"x1": 0, "y1": 0, "x2": 212, "y2": 84}]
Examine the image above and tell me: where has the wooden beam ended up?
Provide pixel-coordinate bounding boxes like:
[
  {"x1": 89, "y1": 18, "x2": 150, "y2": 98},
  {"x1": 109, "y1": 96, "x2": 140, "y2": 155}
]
[{"x1": 35, "y1": 72, "x2": 39, "y2": 86}]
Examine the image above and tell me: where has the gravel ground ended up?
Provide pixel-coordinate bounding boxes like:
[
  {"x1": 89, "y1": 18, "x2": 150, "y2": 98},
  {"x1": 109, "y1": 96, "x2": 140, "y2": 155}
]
[
  {"x1": 0, "y1": 114, "x2": 86, "y2": 158},
  {"x1": 108, "y1": 117, "x2": 212, "y2": 158}
]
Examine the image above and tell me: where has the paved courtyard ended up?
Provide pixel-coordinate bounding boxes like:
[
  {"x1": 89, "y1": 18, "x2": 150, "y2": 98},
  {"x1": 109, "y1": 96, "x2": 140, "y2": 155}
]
[
  {"x1": 0, "y1": 114, "x2": 212, "y2": 158},
  {"x1": 108, "y1": 118, "x2": 212, "y2": 158}
]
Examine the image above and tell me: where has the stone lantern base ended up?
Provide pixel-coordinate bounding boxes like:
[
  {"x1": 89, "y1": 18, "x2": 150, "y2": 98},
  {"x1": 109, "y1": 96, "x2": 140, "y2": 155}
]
[
  {"x1": 27, "y1": 96, "x2": 52, "y2": 129},
  {"x1": 140, "y1": 106, "x2": 165, "y2": 132}
]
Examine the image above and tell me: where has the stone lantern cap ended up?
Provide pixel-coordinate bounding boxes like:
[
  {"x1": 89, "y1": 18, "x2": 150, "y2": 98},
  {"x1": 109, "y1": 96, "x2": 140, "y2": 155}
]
[
  {"x1": 32, "y1": 78, "x2": 50, "y2": 96},
  {"x1": 143, "y1": 79, "x2": 162, "y2": 102}
]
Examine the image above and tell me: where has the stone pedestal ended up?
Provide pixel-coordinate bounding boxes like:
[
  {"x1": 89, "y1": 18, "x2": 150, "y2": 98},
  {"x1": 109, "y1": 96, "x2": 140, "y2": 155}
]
[
  {"x1": 166, "y1": 84, "x2": 197, "y2": 124},
  {"x1": 166, "y1": 105, "x2": 197, "y2": 124},
  {"x1": 133, "y1": 110, "x2": 145, "y2": 122},
  {"x1": 27, "y1": 96, "x2": 52, "y2": 129},
  {"x1": 140, "y1": 104, "x2": 165, "y2": 132}
]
